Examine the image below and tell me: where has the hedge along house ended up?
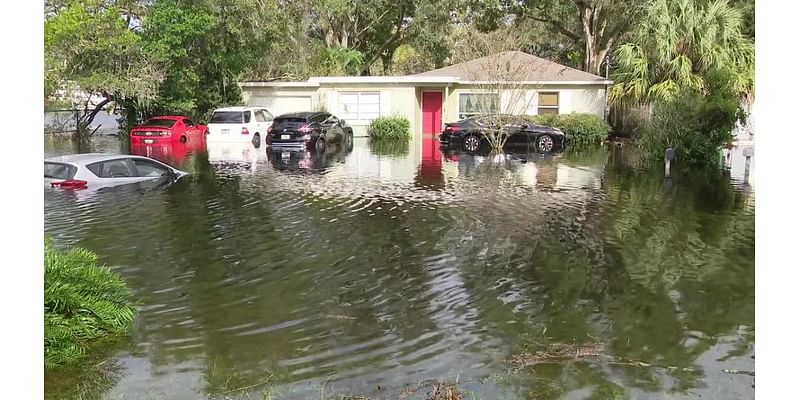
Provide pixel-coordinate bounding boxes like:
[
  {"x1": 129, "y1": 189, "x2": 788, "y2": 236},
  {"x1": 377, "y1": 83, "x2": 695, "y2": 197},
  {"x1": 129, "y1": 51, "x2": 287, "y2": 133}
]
[{"x1": 239, "y1": 51, "x2": 612, "y2": 137}]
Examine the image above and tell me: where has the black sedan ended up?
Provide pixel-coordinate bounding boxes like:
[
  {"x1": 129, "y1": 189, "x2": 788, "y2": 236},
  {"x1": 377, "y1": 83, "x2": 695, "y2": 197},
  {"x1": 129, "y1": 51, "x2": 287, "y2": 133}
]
[
  {"x1": 267, "y1": 111, "x2": 354, "y2": 153},
  {"x1": 439, "y1": 115, "x2": 565, "y2": 153}
]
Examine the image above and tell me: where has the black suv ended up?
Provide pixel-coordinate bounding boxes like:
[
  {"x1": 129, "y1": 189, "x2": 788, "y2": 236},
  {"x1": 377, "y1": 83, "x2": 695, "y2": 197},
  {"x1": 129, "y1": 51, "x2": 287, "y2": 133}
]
[{"x1": 267, "y1": 112, "x2": 354, "y2": 152}]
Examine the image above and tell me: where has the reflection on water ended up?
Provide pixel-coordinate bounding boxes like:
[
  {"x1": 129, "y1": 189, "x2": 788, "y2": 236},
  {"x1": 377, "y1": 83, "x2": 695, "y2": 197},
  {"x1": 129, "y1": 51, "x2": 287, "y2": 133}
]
[{"x1": 44, "y1": 136, "x2": 755, "y2": 400}]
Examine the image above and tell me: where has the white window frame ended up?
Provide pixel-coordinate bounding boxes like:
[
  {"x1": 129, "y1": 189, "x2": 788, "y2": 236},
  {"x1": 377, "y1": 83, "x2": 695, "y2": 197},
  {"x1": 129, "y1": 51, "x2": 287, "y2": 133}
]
[
  {"x1": 537, "y1": 91, "x2": 560, "y2": 115},
  {"x1": 458, "y1": 92, "x2": 500, "y2": 120},
  {"x1": 338, "y1": 91, "x2": 381, "y2": 121}
]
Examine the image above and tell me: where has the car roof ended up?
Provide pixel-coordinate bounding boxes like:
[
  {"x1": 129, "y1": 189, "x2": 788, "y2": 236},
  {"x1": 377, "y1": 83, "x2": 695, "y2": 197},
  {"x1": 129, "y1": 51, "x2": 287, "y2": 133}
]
[
  {"x1": 45, "y1": 153, "x2": 155, "y2": 165},
  {"x1": 275, "y1": 111, "x2": 322, "y2": 119},
  {"x1": 212, "y1": 106, "x2": 262, "y2": 112}
]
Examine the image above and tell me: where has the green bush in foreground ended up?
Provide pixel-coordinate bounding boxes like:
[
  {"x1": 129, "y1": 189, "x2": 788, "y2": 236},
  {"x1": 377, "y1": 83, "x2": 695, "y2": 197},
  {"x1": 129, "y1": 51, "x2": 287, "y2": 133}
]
[
  {"x1": 45, "y1": 240, "x2": 136, "y2": 369},
  {"x1": 523, "y1": 113, "x2": 611, "y2": 147},
  {"x1": 368, "y1": 115, "x2": 411, "y2": 141},
  {"x1": 640, "y1": 89, "x2": 738, "y2": 166}
]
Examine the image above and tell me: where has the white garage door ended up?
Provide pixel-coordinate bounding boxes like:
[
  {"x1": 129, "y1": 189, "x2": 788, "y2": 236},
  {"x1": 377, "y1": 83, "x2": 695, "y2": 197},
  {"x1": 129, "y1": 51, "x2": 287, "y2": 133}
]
[{"x1": 250, "y1": 96, "x2": 312, "y2": 117}]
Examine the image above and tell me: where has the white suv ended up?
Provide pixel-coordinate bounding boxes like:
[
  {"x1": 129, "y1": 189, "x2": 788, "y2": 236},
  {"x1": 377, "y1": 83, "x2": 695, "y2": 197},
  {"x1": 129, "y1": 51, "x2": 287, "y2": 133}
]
[{"x1": 207, "y1": 106, "x2": 274, "y2": 148}]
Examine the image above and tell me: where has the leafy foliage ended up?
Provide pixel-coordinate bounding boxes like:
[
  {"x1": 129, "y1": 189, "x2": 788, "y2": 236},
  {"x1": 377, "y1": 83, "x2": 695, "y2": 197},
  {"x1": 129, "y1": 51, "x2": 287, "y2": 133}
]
[
  {"x1": 140, "y1": 0, "x2": 286, "y2": 120},
  {"x1": 639, "y1": 89, "x2": 738, "y2": 166},
  {"x1": 44, "y1": 240, "x2": 136, "y2": 369},
  {"x1": 609, "y1": 0, "x2": 754, "y2": 106},
  {"x1": 368, "y1": 115, "x2": 411, "y2": 141},
  {"x1": 44, "y1": 0, "x2": 164, "y2": 131},
  {"x1": 524, "y1": 113, "x2": 611, "y2": 147}
]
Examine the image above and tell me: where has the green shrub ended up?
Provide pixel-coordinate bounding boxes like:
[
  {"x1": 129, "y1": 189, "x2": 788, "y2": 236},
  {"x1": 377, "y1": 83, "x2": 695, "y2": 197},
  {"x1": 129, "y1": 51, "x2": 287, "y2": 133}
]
[
  {"x1": 368, "y1": 115, "x2": 411, "y2": 141},
  {"x1": 523, "y1": 113, "x2": 611, "y2": 147},
  {"x1": 640, "y1": 89, "x2": 737, "y2": 166},
  {"x1": 44, "y1": 239, "x2": 136, "y2": 369}
]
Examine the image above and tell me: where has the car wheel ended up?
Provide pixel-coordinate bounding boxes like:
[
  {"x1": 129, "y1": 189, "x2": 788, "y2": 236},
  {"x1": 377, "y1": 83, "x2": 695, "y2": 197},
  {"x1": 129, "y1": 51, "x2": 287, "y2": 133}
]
[
  {"x1": 462, "y1": 135, "x2": 481, "y2": 152},
  {"x1": 538, "y1": 134, "x2": 554, "y2": 153},
  {"x1": 315, "y1": 137, "x2": 326, "y2": 153},
  {"x1": 252, "y1": 133, "x2": 261, "y2": 148},
  {"x1": 180, "y1": 135, "x2": 187, "y2": 144},
  {"x1": 345, "y1": 132, "x2": 353, "y2": 152}
]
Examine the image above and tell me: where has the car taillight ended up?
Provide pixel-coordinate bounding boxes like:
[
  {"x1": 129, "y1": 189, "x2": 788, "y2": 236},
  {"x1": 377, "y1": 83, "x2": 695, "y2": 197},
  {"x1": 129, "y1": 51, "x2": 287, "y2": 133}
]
[
  {"x1": 267, "y1": 124, "x2": 274, "y2": 134},
  {"x1": 242, "y1": 127, "x2": 250, "y2": 135},
  {"x1": 444, "y1": 126, "x2": 461, "y2": 133},
  {"x1": 160, "y1": 130, "x2": 171, "y2": 137},
  {"x1": 299, "y1": 125, "x2": 312, "y2": 133},
  {"x1": 50, "y1": 179, "x2": 88, "y2": 189}
]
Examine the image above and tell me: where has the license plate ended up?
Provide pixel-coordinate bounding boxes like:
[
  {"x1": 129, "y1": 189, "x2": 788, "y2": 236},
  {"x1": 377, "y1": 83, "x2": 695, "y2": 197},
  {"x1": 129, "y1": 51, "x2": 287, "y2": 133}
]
[
  {"x1": 144, "y1": 139, "x2": 154, "y2": 144},
  {"x1": 221, "y1": 129, "x2": 230, "y2": 135},
  {"x1": 281, "y1": 152, "x2": 290, "y2": 159},
  {"x1": 281, "y1": 134, "x2": 290, "y2": 140}
]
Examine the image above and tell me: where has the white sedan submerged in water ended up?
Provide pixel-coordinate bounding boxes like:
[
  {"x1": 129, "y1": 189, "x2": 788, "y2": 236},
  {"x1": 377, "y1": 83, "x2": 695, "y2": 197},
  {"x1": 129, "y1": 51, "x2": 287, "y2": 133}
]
[{"x1": 45, "y1": 153, "x2": 188, "y2": 190}]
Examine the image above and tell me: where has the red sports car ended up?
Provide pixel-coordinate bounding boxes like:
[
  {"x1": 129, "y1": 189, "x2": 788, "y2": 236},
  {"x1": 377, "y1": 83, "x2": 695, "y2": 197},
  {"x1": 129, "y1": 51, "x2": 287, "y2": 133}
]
[{"x1": 130, "y1": 116, "x2": 208, "y2": 144}]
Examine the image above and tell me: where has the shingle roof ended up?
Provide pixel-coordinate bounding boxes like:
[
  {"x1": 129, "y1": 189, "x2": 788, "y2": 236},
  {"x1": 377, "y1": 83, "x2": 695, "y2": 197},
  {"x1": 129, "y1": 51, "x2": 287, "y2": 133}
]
[{"x1": 415, "y1": 51, "x2": 607, "y2": 82}]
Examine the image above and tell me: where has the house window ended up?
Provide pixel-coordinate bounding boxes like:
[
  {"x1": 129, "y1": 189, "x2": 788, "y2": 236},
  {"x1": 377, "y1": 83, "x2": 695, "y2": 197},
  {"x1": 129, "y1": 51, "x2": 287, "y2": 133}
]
[
  {"x1": 537, "y1": 92, "x2": 559, "y2": 115},
  {"x1": 458, "y1": 93, "x2": 499, "y2": 119},
  {"x1": 338, "y1": 92, "x2": 380, "y2": 121}
]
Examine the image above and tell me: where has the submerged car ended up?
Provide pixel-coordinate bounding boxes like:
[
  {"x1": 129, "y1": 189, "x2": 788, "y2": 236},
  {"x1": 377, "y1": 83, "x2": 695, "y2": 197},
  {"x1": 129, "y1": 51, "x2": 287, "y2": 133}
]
[
  {"x1": 439, "y1": 115, "x2": 565, "y2": 153},
  {"x1": 267, "y1": 112, "x2": 354, "y2": 153},
  {"x1": 206, "y1": 106, "x2": 274, "y2": 148},
  {"x1": 45, "y1": 153, "x2": 187, "y2": 190},
  {"x1": 129, "y1": 116, "x2": 207, "y2": 145}
]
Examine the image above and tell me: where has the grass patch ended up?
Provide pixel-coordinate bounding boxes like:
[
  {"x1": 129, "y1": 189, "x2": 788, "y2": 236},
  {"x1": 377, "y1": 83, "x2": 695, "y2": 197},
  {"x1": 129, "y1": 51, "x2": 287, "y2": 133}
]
[{"x1": 44, "y1": 239, "x2": 137, "y2": 369}]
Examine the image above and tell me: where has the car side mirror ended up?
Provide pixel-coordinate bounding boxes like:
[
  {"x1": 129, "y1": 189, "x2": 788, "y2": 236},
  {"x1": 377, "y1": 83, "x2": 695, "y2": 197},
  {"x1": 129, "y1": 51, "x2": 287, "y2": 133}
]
[{"x1": 521, "y1": 123, "x2": 531, "y2": 129}]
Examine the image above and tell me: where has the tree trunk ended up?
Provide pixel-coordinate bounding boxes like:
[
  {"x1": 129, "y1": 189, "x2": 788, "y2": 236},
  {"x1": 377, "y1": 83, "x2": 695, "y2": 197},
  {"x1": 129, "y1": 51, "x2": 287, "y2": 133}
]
[{"x1": 78, "y1": 98, "x2": 112, "y2": 134}]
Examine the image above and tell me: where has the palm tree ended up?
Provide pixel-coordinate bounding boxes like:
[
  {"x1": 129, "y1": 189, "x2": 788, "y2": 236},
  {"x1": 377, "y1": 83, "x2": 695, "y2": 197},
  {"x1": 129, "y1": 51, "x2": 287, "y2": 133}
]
[{"x1": 608, "y1": 0, "x2": 754, "y2": 107}]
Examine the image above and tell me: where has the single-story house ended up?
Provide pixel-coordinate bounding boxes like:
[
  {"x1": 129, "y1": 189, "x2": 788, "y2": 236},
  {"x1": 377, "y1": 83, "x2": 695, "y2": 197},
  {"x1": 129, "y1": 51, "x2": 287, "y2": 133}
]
[{"x1": 239, "y1": 51, "x2": 612, "y2": 137}]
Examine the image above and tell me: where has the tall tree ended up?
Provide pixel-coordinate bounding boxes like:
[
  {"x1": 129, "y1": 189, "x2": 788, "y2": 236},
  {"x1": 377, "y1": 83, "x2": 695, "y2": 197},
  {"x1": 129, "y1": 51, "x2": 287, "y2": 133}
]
[
  {"x1": 514, "y1": 0, "x2": 642, "y2": 74},
  {"x1": 608, "y1": 0, "x2": 754, "y2": 106},
  {"x1": 304, "y1": 0, "x2": 458, "y2": 75},
  {"x1": 44, "y1": 0, "x2": 163, "y2": 132},
  {"x1": 141, "y1": 0, "x2": 285, "y2": 118}
]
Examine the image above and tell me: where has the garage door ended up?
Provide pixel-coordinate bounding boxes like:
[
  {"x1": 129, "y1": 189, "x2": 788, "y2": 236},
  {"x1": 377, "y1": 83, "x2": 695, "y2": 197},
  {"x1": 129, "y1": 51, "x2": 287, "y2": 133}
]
[{"x1": 250, "y1": 96, "x2": 312, "y2": 117}]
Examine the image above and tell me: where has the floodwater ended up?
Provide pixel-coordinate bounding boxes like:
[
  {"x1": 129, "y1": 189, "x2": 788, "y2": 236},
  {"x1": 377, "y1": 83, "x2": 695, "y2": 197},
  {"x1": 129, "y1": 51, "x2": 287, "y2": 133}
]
[{"x1": 44, "y1": 135, "x2": 755, "y2": 400}]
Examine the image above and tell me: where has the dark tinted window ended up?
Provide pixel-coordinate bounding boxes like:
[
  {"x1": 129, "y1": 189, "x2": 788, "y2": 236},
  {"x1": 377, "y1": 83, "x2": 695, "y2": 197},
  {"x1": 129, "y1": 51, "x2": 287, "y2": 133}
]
[
  {"x1": 323, "y1": 114, "x2": 338, "y2": 125},
  {"x1": 87, "y1": 159, "x2": 135, "y2": 178},
  {"x1": 44, "y1": 162, "x2": 77, "y2": 180},
  {"x1": 312, "y1": 113, "x2": 329, "y2": 124},
  {"x1": 274, "y1": 117, "x2": 308, "y2": 124},
  {"x1": 132, "y1": 158, "x2": 172, "y2": 177},
  {"x1": 183, "y1": 119, "x2": 194, "y2": 127},
  {"x1": 144, "y1": 118, "x2": 177, "y2": 128},
  {"x1": 243, "y1": 111, "x2": 252, "y2": 123},
  {"x1": 210, "y1": 112, "x2": 244, "y2": 124}
]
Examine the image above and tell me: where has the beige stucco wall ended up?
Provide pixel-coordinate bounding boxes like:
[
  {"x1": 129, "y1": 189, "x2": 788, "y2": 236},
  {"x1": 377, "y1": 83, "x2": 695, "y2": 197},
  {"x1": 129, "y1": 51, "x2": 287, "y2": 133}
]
[
  {"x1": 239, "y1": 82, "x2": 607, "y2": 137},
  {"x1": 242, "y1": 87, "x2": 321, "y2": 117},
  {"x1": 318, "y1": 84, "x2": 418, "y2": 137},
  {"x1": 441, "y1": 84, "x2": 607, "y2": 124}
]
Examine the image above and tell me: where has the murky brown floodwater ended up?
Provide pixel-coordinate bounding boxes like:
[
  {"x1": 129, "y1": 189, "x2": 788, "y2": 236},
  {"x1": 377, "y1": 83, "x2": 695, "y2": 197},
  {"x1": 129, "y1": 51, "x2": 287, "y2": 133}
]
[{"x1": 44, "y1": 135, "x2": 754, "y2": 400}]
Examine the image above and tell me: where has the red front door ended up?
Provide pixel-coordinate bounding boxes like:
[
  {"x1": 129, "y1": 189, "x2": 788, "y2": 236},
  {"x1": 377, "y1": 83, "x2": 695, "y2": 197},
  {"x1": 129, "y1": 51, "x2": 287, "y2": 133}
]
[{"x1": 422, "y1": 91, "x2": 443, "y2": 135}]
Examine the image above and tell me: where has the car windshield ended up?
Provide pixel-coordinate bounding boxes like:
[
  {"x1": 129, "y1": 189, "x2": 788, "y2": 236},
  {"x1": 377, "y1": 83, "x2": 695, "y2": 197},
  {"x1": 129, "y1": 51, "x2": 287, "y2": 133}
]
[
  {"x1": 210, "y1": 111, "x2": 245, "y2": 124},
  {"x1": 144, "y1": 118, "x2": 177, "y2": 128}
]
